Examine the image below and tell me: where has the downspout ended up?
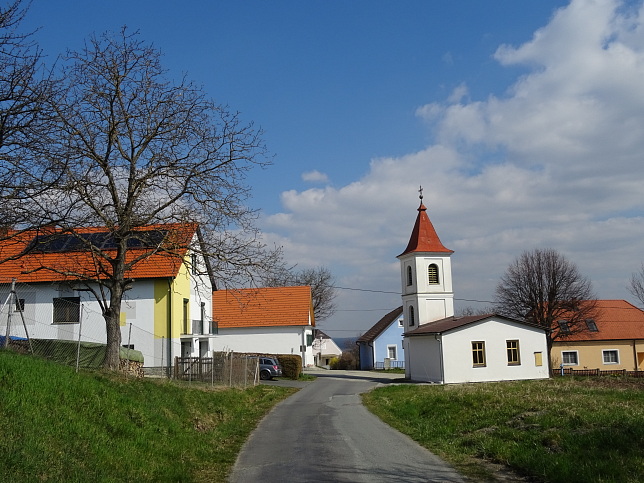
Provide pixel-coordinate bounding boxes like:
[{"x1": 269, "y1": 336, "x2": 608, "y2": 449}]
[
  {"x1": 167, "y1": 278, "x2": 173, "y2": 375},
  {"x1": 435, "y1": 334, "x2": 444, "y2": 384},
  {"x1": 634, "y1": 339, "x2": 638, "y2": 372}
]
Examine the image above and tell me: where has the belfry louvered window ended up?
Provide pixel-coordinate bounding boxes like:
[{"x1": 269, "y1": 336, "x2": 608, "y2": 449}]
[
  {"x1": 408, "y1": 305, "x2": 415, "y2": 326},
  {"x1": 428, "y1": 264, "x2": 439, "y2": 284},
  {"x1": 407, "y1": 266, "x2": 413, "y2": 286}
]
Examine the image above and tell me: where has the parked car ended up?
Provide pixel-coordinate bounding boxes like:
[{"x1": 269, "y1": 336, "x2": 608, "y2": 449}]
[{"x1": 259, "y1": 357, "x2": 283, "y2": 380}]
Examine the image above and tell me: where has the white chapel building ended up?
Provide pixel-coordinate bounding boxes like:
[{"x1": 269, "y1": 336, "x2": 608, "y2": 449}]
[{"x1": 398, "y1": 190, "x2": 549, "y2": 383}]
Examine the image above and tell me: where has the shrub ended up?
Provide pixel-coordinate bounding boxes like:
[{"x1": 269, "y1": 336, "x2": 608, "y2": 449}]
[{"x1": 276, "y1": 354, "x2": 302, "y2": 379}]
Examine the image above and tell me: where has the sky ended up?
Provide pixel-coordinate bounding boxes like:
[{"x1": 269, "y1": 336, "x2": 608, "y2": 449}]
[{"x1": 19, "y1": 0, "x2": 644, "y2": 341}]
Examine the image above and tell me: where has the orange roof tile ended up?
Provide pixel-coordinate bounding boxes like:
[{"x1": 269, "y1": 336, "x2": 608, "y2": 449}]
[
  {"x1": 213, "y1": 286, "x2": 314, "y2": 328},
  {"x1": 557, "y1": 300, "x2": 644, "y2": 341},
  {"x1": 0, "y1": 223, "x2": 197, "y2": 283},
  {"x1": 399, "y1": 203, "x2": 453, "y2": 256}
]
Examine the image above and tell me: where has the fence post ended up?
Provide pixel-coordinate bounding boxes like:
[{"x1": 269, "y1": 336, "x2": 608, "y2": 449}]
[
  {"x1": 229, "y1": 351, "x2": 234, "y2": 387},
  {"x1": 174, "y1": 356, "x2": 178, "y2": 379},
  {"x1": 4, "y1": 278, "x2": 16, "y2": 348},
  {"x1": 76, "y1": 304, "x2": 84, "y2": 373}
]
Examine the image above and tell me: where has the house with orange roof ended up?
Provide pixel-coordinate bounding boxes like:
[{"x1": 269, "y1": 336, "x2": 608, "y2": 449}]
[
  {"x1": 211, "y1": 286, "x2": 315, "y2": 366},
  {"x1": 551, "y1": 299, "x2": 644, "y2": 371},
  {"x1": 0, "y1": 224, "x2": 215, "y2": 369}
]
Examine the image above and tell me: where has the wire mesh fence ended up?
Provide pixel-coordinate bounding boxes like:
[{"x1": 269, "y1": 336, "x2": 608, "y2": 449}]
[{"x1": 0, "y1": 279, "x2": 179, "y2": 377}]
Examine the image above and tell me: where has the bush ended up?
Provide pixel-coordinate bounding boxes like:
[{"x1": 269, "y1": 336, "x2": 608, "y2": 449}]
[
  {"x1": 276, "y1": 354, "x2": 302, "y2": 379},
  {"x1": 330, "y1": 352, "x2": 357, "y2": 370}
]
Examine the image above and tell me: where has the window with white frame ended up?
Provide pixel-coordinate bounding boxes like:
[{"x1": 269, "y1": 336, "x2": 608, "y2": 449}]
[
  {"x1": 561, "y1": 351, "x2": 578, "y2": 365},
  {"x1": 397, "y1": 318, "x2": 403, "y2": 327},
  {"x1": 387, "y1": 345, "x2": 397, "y2": 360},
  {"x1": 603, "y1": 350, "x2": 619, "y2": 364},
  {"x1": 53, "y1": 297, "x2": 80, "y2": 324}
]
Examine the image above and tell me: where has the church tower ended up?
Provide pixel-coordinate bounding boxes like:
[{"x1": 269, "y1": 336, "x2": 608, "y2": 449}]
[{"x1": 397, "y1": 187, "x2": 454, "y2": 334}]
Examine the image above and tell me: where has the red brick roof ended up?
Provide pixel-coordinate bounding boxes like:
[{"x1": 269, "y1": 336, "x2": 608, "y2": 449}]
[
  {"x1": 399, "y1": 203, "x2": 453, "y2": 256},
  {"x1": 557, "y1": 300, "x2": 644, "y2": 341},
  {"x1": 0, "y1": 223, "x2": 197, "y2": 283},
  {"x1": 212, "y1": 286, "x2": 314, "y2": 328}
]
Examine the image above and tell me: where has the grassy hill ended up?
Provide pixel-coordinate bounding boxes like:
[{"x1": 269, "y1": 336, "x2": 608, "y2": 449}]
[
  {"x1": 363, "y1": 376, "x2": 644, "y2": 482},
  {"x1": 0, "y1": 350, "x2": 296, "y2": 482}
]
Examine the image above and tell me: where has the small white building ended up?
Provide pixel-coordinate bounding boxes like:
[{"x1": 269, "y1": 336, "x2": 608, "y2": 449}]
[
  {"x1": 211, "y1": 286, "x2": 315, "y2": 367},
  {"x1": 312, "y1": 329, "x2": 342, "y2": 368},
  {"x1": 398, "y1": 190, "x2": 549, "y2": 383}
]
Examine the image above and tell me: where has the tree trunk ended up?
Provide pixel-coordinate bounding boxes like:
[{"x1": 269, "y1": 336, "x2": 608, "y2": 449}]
[{"x1": 103, "y1": 285, "x2": 124, "y2": 370}]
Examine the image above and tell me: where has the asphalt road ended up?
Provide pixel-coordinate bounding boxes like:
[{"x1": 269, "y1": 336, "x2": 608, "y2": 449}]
[{"x1": 229, "y1": 369, "x2": 465, "y2": 483}]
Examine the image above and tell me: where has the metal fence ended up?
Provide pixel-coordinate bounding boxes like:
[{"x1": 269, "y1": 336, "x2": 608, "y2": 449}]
[
  {"x1": 375, "y1": 359, "x2": 405, "y2": 370},
  {"x1": 174, "y1": 354, "x2": 259, "y2": 387},
  {"x1": 552, "y1": 368, "x2": 644, "y2": 377}
]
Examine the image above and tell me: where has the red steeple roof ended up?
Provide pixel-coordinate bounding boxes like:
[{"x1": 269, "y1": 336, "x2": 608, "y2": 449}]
[{"x1": 399, "y1": 200, "x2": 453, "y2": 256}]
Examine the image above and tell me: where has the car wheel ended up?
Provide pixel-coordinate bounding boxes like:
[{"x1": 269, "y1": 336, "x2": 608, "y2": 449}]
[{"x1": 260, "y1": 370, "x2": 271, "y2": 380}]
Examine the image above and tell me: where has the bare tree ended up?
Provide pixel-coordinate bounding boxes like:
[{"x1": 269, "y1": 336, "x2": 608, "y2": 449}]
[
  {"x1": 0, "y1": 1, "x2": 55, "y2": 227},
  {"x1": 0, "y1": 29, "x2": 277, "y2": 369},
  {"x1": 262, "y1": 266, "x2": 337, "y2": 321},
  {"x1": 494, "y1": 248, "x2": 598, "y2": 357},
  {"x1": 628, "y1": 263, "x2": 644, "y2": 307}
]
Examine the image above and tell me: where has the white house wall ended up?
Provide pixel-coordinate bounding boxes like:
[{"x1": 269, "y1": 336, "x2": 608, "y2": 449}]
[
  {"x1": 406, "y1": 336, "x2": 443, "y2": 382},
  {"x1": 441, "y1": 320, "x2": 549, "y2": 384},
  {"x1": 211, "y1": 326, "x2": 314, "y2": 366}
]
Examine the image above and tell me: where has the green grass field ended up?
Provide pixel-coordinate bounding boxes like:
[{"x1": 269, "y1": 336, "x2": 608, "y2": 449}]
[
  {"x1": 363, "y1": 377, "x2": 644, "y2": 482},
  {"x1": 0, "y1": 350, "x2": 296, "y2": 482}
]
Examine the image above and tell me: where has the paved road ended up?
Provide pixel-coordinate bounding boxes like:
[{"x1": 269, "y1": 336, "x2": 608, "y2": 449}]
[{"x1": 229, "y1": 369, "x2": 464, "y2": 483}]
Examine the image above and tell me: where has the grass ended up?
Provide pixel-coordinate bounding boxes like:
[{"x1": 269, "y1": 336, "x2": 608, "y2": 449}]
[
  {"x1": 362, "y1": 377, "x2": 644, "y2": 482},
  {"x1": 0, "y1": 350, "x2": 297, "y2": 482}
]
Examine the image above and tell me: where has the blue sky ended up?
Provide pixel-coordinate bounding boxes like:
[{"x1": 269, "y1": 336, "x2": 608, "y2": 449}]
[{"x1": 22, "y1": 0, "x2": 644, "y2": 339}]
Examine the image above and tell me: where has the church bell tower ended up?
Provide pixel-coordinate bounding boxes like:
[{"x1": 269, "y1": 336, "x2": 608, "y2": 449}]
[{"x1": 397, "y1": 187, "x2": 454, "y2": 334}]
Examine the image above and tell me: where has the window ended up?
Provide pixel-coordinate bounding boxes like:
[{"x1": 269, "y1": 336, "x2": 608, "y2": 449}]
[
  {"x1": 408, "y1": 305, "x2": 415, "y2": 327},
  {"x1": 586, "y1": 319, "x2": 598, "y2": 332},
  {"x1": 53, "y1": 297, "x2": 80, "y2": 324},
  {"x1": 603, "y1": 350, "x2": 619, "y2": 364},
  {"x1": 558, "y1": 320, "x2": 570, "y2": 333},
  {"x1": 387, "y1": 345, "x2": 397, "y2": 360},
  {"x1": 561, "y1": 351, "x2": 578, "y2": 365},
  {"x1": 182, "y1": 298, "x2": 189, "y2": 334},
  {"x1": 15, "y1": 298, "x2": 25, "y2": 312},
  {"x1": 428, "y1": 264, "x2": 439, "y2": 284},
  {"x1": 407, "y1": 266, "x2": 413, "y2": 286},
  {"x1": 507, "y1": 340, "x2": 520, "y2": 365},
  {"x1": 306, "y1": 333, "x2": 314, "y2": 346},
  {"x1": 397, "y1": 318, "x2": 403, "y2": 327},
  {"x1": 472, "y1": 341, "x2": 486, "y2": 366}
]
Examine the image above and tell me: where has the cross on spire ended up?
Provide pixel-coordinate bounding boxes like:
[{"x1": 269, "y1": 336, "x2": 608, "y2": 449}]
[{"x1": 418, "y1": 185, "x2": 423, "y2": 201}]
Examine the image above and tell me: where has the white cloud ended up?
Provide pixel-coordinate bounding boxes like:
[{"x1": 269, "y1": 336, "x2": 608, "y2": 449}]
[
  {"x1": 301, "y1": 170, "x2": 329, "y2": 183},
  {"x1": 260, "y1": 0, "x2": 644, "y2": 337}
]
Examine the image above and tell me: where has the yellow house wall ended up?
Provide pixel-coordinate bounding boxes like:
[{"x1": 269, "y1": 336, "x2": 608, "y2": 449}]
[
  {"x1": 153, "y1": 260, "x2": 191, "y2": 339},
  {"x1": 552, "y1": 339, "x2": 644, "y2": 371}
]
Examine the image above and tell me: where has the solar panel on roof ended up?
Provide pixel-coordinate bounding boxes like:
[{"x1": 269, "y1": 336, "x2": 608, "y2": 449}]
[{"x1": 29, "y1": 230, "x2": 169, "y2": 253}]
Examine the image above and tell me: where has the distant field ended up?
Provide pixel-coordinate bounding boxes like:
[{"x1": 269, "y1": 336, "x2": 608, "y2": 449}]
[
  {"x1": 0, "y1": 350, "x2": 296, "y2": 482},
  {"x1": 363, "y1": 377, "x2": 644, "y2": 482}
]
